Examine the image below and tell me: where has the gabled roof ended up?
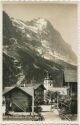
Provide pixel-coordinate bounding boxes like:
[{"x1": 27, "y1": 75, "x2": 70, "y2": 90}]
[
  {"x1": 64, "y1": 69, "x2": 77, "y2": 82},
  {"x1": 3, "y1": 86, "x2": 33, "y2": 97},
  {"x1": 20, "y1": 87, "x2": 33, "y2": 96},
  {"x1": 33, "y1": 84, "x2": 46, "y2": 90},
  {"x1": 3, "y1": 84, "x2": 46, "y2": 96},
  {"x1": 3, "y1": 86, "x2": 16, "y2": 95}
]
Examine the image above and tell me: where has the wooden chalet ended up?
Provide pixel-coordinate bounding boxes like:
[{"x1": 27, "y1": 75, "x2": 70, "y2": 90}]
[
  {"x1": 3, "y1": 84, "x2": 46, "y2": 113},
  {"x1": 64, "y1": 69, "x2": 77, "y2": 96},
  {"x1": 64, "y1": 68, "x2": 77, "y2": 114}
]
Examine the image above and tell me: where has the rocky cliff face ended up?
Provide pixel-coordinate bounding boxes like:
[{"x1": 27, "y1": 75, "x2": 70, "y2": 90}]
[{"x1": 3, "y1": 11, "x2": 77, "y2": 87}]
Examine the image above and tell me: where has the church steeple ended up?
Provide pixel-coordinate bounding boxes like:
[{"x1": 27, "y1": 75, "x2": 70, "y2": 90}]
[
  {"x1": 44, "y1": 71, "x2": 49, "y2": 80},
  {"x1": 44, "y1": 71, "x2": 53, "y2": 90}
]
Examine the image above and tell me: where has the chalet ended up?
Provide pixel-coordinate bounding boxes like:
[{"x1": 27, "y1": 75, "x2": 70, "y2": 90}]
[
  {"x1": 64, "y1": 68, "x2": 77, "y2": 114},
  {"x1": 3, "y1": 84, "x2": 46, "y2": 113},
  {"x1": 64, "y1": 69, "x2": 77, "y2": 96}
]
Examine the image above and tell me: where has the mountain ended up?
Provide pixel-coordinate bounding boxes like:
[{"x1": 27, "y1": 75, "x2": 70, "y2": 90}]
[{"x1": 3, "y1": 11, "x2": 77, "y2": 87}]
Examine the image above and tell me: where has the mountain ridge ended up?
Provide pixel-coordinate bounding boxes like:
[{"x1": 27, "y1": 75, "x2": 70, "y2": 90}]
[{"x1": 11, "y1": 16, "x2": 77, "y2": 64}]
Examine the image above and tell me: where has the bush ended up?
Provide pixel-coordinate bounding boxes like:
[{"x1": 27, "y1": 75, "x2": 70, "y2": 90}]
[{"x1": 34, "y1": 106, "x2": 42, "y2": 114}]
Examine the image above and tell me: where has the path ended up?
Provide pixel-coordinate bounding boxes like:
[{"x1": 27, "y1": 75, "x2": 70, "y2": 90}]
[{"x1": 41, "y1": 109, "x2": 62, "y2": 121}]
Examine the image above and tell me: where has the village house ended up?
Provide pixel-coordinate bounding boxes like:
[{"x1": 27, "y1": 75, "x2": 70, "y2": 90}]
[
  {"x1": 64, "y1": 68, "x2": 77, "y2": 96},
  {"x1": 63, "y1": 68, "x2": 77, "y2": 114},
  {"x1": 3, "y1": 84, "x2": 46, "y2": 113}
]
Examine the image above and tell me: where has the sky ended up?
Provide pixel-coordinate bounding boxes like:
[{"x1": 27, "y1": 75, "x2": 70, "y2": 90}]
[{"x1": 3, "y1": 3, "x2": 77, "y2": 55}]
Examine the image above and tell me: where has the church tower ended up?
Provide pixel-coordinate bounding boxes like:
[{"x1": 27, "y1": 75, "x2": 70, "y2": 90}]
[{"x1": 44, "y1": 72, "x2": 53, "y2": 90}]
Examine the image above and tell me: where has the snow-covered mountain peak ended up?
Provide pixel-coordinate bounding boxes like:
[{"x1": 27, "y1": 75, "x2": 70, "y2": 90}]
[
  {"x1": 7, "y1": 14, "x2": 77, "y2": 65},
  {"x1": 35, "y1": 18, "x2": 47, "y2": 31}
]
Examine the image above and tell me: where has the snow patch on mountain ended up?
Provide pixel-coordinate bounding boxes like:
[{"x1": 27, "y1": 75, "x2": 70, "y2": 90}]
[
  {"x1": 35, "y1": 18, "x2": 47, "y2": 31},
  {"x1": 27, "y1": 34, "x2": 31, "y2": 38},
  {"x1": 12, "y1": 18, "x2": 48, "y2": 34}
]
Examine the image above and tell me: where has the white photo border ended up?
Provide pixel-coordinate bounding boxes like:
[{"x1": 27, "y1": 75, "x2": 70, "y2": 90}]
[{"x1": 0, "y1": 1, "x2": 79, "y2": 125}]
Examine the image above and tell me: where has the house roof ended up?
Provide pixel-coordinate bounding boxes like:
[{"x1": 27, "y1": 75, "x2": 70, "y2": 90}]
[
  {"x1": 33, "y1": 84, "x2": 46, "y2": 90},
  {"x1": 3, "y1": 86, "x2": 16, "y2": 95},
  {"x1": 19, "y1": 87, "x2": 33, "y2": 96},
  {"x1": 3, "y1": 84, "x2": 46, "y2": 96},
  {"x1": 64, "y1": 69, "x2": 77, "y2": 82}
]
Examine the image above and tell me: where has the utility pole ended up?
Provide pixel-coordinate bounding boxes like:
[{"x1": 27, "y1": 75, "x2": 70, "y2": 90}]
[
  {"x1": 32, "y1": 77, "x2": 35, "y2": 116},
  {"x1": 32, "y1": 86, "x2": 34, "y2": 116},
  {"x1": 57, "y1": 93, "x2": 59, "y2": 109},
  {"x1": 57, "y1": 95, "x2": 58, "y2": 109}
]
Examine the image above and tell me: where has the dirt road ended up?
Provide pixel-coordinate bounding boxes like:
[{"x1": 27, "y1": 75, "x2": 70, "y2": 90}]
[{"x1": 41, "y1": 109, "x2": 61, "y2": 121}]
